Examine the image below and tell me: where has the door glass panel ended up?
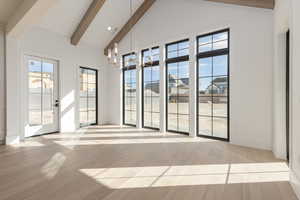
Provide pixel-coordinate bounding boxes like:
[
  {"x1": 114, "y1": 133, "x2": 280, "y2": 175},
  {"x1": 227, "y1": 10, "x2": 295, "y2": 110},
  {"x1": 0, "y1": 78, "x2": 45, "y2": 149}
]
[
  {"x1": 29, "y1": 59, "x2": 42, "y2": 126},
  {"x1": 42, "y1": 62, "x2": 54, "y2": 125}
]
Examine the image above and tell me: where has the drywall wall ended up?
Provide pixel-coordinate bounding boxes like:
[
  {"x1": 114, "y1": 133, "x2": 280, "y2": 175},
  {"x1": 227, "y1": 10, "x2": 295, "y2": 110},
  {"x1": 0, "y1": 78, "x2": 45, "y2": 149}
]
[
  {"x1": 0, "y1": 25, "x2": 5, "y2": 144},
  {"x1": 5, "y1": 26, "x2": 108, "y2": 143},
  {"x1": 290, "y1": 0, "x2": 300, "y2": 197},
  {"x1": 106, "y1": 0, "x2": 274, "y2": 150},
  {"x1": 273, "y1": 0, "x2": 291, "y2": 159}
]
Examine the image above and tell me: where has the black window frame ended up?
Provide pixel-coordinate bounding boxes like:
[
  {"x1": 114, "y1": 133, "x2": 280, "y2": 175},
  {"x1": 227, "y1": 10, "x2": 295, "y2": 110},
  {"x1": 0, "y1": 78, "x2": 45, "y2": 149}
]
[
  {"x1": 79, "y1": 66, "x2": 98, "y2": 128},
  {"x1": 141, "y1": 47, "x2": 160, "y2": 130},
  {"x1": 165, "y1": 39, "x2": 190, "y2": 135},
  {"x1": 196, "y1": 28, "x2": 230, "y2": 142},
  {"x1": 122, "y1": 52, "x2": 137, "y2": 127}
]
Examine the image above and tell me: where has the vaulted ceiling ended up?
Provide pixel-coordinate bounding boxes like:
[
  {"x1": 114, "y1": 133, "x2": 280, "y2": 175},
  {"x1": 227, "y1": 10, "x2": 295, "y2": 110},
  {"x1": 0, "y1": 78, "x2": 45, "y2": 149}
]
[
  {"x1": 0, "y1": 0, "x2": 24, "y2": 24},
  {"x1": 2, "y1": 0, "x2": 274, "y2": 50},
  {"x1": 38, "y1": 0, "x2": 144, "y2": 49}
]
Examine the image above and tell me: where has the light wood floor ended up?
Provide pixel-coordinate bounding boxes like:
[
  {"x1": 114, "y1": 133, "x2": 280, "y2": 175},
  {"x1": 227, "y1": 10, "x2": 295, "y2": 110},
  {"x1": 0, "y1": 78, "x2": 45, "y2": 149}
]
[{"x1": 0, "y1": 125, "x2": 298, "y2": 200}]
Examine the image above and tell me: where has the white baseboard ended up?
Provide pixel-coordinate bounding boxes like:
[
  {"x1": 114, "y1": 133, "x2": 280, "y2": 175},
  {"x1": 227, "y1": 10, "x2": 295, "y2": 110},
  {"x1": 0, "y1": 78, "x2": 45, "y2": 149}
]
[
  {"x1": 290, "y1": 170, "x2": 300, "y2": 199},
  {"x1": 5, "y1": 135, "x2": 21, "y2": 145}
]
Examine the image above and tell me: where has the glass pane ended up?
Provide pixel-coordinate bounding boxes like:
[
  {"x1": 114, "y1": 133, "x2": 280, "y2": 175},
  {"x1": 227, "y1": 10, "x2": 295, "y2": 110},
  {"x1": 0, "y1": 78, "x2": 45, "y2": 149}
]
[
  {"x1": 80, "y1": 97, "x2": 88, "y2": 112},
  {"x1": 152, "y1": 112, "x2": 160, "y2": 128},
  {"x1": 144, "y1": 112, "x2": 152, "y2": 127},
  {"x1": 199, "y1": 43, "x2": 212, "y2": 53},
  {"x1": 80, "y1": 82, "x2": 88, "y2": 97},
  {"x1": 178, "y1": 61, "x2": 189, "y2": 79},
  {"x1": 168, "y1": 114, "x2": 177, "y2": 131},
  {"x1": 213, "y1": 32, "x2": 228, "y2": 42},
  {"x1": 167, "y1": 43, "x2": 177, "y2": 52},
  {"x1": 213, "y1": 97, "x2": 227, "y2": 117},
  {"x1": 167, "y1": 51, "x2": 177, "y2": 59},
  {"x1": 178, "y1": 49, "x2": 189, "y2": 57},
  {"x1": 124, "y1": 70, "x2": 131, "y2": 83},
  {"x1": 212, "y1": 76, "x2": 228, "y2": 95},
  {"x1": 198, "y1": 116, "x2": 212, "y2": 136},
  {"x1": 88, "y1": 70, "x2": 96, "y2": 84},
  {"x1": 198, "y1": 77, "x2": 213, "y2": 95},
  {"x1": 88, "y1": 110, "x2": 96, "y2": 124},
  {"x1": 168, "y1": 98, "x2": 177, "y2": 114},
  {"x1": 152, "y1": 66, "x2": 160, "y2": 82},
  {"x1": 198, "y1": 97, "x2": 212, "y2": 116},
  {"x1": 88, "y1": 97, "x2": 96, "y2": 111},
  {"x1": 125, "y1": 96, "x2": 131, "y2": 111},
  {"x1": 131, "y1": 97, "x2": 137, "y2": 111},
  {"x1": 167, "y1": 63, "x2": 177, "y2": 76},
  {"x1": 198, "y1": 57, "x2": 212, "y2": 77},
  {"x1": 213, "y1": 117, "x2": 227, "y2": 138},
  {"x1": 178, "y1": 96, "x2": 189, "y2": 115},
  {"x1": 198, "y1": 35, "x2": 212, "y2": 46},
  {"x1": 213, "y1": 40, "x2": 228, "y2": 50},
  {"x1": 81, "y1": 69, "x2": 88, "y2": 83},
  {"x1": 80, "y1": 111, "x2": 88, "y2": 125},
  {"x1": 151, "y1": 82, "x2": 160, "y2": 96},
  {"x1": 178, "y1": 41, "x2": 189, "y2": 50},
  {"x1": 29, "y1": 59, "x2": 42, "y2": 126},
  {"x1": 144, "y1": 96, "x2": 151, "y2": 112},
  {"x1": 178, "y1": 114, "x2": 189, "y2": 133},
  {"x1": 143, "y1": 67, "x2": 151, "y2": 82},
  {"x1": 213, "y1": 55, "x2": 228, "y2": 76},
  {"x1": 152, "y1": 96, "x2": 160, "y2": 112},
  {"x1": 88, "y1": 84, "x2": 96, "y2": 97},
  {"x1": 131, "y1": 111, "x2": 136, "y2": 125}
]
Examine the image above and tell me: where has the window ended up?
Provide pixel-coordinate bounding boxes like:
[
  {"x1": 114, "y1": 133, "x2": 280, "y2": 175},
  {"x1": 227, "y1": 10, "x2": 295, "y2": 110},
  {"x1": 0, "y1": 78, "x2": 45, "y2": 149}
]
[
  {"x1": 80, "y1": 67, "x2": 98, "y2": 127},
  {"x1": 123, "y1": 53, "x2": 137, "y2": 126},
  {"x1": 142, "y1": 47, "x2": 160, "y2": 129},
  {"x1": 166, "y1": 40, "x2": 190, "y2": 134},
  {"x1": 197, "y1": 29, "x2": 229, "y2": 140}
]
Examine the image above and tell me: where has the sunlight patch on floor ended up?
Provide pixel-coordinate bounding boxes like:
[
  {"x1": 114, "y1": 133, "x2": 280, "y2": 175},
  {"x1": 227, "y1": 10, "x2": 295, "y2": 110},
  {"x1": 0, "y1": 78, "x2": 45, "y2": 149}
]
[
  {"x1": 54, "y1": 137, "x2": 215, "y2": 146},
  {"x1": 79, "y1": 162, "x2": 289, "y2": 189},
  {"x1": 43, "y1": 132, "x2": 175, "y2": 139},
  {"x1": 12, "y1": 141, "x2": 45, "y2": 147},
  {"x1": 41, "y1": 152, "x2": 66, "y2": 179}
]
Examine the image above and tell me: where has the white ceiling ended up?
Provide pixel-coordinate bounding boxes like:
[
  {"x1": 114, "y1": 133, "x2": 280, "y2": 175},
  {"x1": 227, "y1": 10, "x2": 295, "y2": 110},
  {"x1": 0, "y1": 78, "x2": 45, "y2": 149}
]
[
  {"x1": 0, "y1": 0, "x2": 24, "y2": 24},
  {"x1": 38, "y1": 0, "x2": 144, "y2": 49}
]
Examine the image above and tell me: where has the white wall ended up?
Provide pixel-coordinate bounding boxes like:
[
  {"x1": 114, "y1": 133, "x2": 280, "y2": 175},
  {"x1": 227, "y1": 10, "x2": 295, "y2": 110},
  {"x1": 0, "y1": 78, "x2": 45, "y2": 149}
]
[
  {"x1": 5, "y1": 27, "x2": 108, "y2": 143},
  {"x1": 107, "y1": 0, "x2": 274, "y2": 150},
  {"x1": 290, "y1": 0, "x2": 300, "y2": 197},
  {"x1": 0, "y1": 25, "x2": 5, "y2": 143}
]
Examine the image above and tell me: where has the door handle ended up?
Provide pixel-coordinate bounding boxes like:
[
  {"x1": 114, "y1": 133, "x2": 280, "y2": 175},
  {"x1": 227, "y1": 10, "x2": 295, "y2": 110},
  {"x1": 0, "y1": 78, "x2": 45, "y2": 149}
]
[{"x1": 54, "y1": 100, "x2": 60, "y2": 107}]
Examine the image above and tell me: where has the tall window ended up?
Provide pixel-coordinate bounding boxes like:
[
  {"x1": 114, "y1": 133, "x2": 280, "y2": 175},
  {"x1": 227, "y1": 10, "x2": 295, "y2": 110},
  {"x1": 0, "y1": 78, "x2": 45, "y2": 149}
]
[
  {"x1": 123, "y1": 53, "x2": 137, "y2": 126},
  {"x1": 197, "y1": 29, "x2": 229, "y2": 140},
  {"x1": 142, "y1": 47, "x2": 160, "y2": 129},
  {"x1": 80, "y1": 67, "x2": 98, "y2": 127},
  {"x1": 166, "y1": 39, "x2": 190, "y2": 134}
]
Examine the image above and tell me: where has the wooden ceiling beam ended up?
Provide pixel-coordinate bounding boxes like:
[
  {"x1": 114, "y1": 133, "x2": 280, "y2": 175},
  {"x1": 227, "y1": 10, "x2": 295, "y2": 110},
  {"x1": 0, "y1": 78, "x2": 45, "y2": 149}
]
[
  {"x1": 71, "y1": 0, "x2": 107, "y2": 46},
  {"x1": 104, "y1": 0, "x2": 156, "y2": 56},
  {"x1": 205, "y1": 0, "x2": 274, "y2": 9}
]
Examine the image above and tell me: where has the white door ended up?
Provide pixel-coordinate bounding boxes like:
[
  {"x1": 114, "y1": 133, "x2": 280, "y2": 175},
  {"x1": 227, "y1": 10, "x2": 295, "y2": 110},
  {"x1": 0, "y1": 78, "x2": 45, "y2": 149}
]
[{"x1": 26, "y1": 56, "x2": 59, "y2": 137}]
